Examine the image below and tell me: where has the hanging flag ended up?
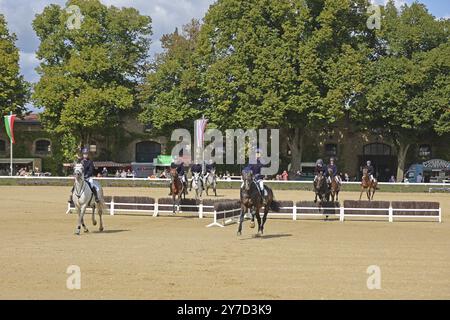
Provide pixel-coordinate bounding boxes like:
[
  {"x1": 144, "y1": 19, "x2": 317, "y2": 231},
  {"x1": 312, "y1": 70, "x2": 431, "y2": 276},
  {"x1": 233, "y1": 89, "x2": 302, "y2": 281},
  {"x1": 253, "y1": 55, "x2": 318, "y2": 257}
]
[
  {"x1": 4, "y1": 114, "x2": 16, "y2": 144},
  {"x1": 195, "y1": 117, "x2": 208, "y2": 147}
]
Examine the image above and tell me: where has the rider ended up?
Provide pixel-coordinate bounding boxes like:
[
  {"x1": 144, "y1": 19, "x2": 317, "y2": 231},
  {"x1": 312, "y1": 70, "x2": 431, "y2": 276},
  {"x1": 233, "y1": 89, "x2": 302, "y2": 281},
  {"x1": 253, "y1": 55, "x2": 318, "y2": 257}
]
[
  {"x1": 68, "y1": 148, "x2": 99, "y2": 203},
  {"x1": 314, "y1": 158, "x2": 326, "y2": 182},
  {"x1": 169, "y1": 158, "x2": 188, "y2": 195},
  {"x1": 189, "y1": 162, "x2": 203, "y2": 191},
  {"x1": 326, "y1": 157, "x2": 341, "y2": 185},
  {"x1": 364, "y1": 160, "x2": 376, "y2": 182},
  {"x1": 241, "y1": 149, "x2": 267, "y2": 201},
  {"x1": 204, "y1": 159, "x2": 216, "y2": 185}
]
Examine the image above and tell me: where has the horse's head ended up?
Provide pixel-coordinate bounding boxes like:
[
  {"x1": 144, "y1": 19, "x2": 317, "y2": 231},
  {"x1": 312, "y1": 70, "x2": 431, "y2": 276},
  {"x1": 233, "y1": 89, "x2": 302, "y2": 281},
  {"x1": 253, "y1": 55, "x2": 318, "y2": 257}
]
[
  {"x1": 242, "y1": 170, "x2": 253, "y2": 191},
  {"x1": 314, "y1": 172, "x2": 325, "y2": 190},
  {"x1": 210, "y1": 168, "x2": 216, "y2": 175},
  {"x1": 170, "y1": 167, "x2": 178, "y2": 178},
  {"x1": 362, "y1": 167, "x2": 368, "y2": 176},
  {"x1": 73, "y1": 163, "x2": 84, "y2": 179},
  {"x1": 193, "y1": 172, "x2": 201, "y2": 181},
  {"x1": 327, "y1": 168, "x2": 333, "y2": 176}
]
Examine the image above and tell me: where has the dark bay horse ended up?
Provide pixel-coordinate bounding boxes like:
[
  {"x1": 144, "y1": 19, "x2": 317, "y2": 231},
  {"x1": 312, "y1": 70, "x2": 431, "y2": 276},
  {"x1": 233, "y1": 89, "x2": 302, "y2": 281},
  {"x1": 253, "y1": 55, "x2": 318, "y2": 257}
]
[
  {"x1": 237, "y1": 171, "x2": 280, "y2": 236},
  {"x1": 328, "y1": 168, "x2": 340, "y2": 202},
  {"x1": 170, "y1": 167, "x2": 185, "y2": 213},
  {"x1": 314, "y1": 171, "x2": 329, "y2": 203},
  {"x1": 359, "y1": 168, "x2": 378, "y2": 201}
]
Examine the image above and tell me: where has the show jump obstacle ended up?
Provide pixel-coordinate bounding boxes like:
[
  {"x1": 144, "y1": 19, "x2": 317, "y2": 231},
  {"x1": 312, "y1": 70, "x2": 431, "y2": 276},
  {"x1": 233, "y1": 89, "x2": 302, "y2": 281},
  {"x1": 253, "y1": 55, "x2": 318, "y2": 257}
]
[{"x1": 66, "y1": 197, "x2": 442, "y2": 226}]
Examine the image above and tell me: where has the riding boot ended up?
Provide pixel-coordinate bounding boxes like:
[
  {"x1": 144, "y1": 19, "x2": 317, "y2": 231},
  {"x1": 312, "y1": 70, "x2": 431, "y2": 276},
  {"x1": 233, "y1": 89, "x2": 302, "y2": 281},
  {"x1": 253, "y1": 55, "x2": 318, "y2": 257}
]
[
  {"x1": 169, "y1": 186, "x2": 173, "y2": 196},
  {"x1": 91, "y1": 186, "x2": 100, "y2": 203}
]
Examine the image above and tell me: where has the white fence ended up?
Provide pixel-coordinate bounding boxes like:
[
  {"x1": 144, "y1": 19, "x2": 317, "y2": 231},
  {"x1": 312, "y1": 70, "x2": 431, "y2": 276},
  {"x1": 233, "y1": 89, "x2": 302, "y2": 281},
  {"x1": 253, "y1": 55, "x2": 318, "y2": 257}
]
[{"x1": 67, "y1": 198, "x2": 442, "y2": 227}]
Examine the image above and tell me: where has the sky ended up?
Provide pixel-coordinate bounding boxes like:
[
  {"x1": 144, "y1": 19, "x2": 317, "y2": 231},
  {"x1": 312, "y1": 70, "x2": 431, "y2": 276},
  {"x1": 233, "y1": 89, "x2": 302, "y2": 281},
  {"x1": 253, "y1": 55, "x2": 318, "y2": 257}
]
[{"x1": 0, "y1": 0, "x2": 448, "y2": 86}]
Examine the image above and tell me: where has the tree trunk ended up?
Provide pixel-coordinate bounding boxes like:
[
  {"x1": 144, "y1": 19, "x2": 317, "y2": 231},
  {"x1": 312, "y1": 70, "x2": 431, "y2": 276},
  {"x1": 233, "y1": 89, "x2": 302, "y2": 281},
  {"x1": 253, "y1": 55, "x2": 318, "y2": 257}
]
[
  {"x1": 396, "y1": 142, "x2": 411, "y2": 182},
  {"x1": 287, "y1": 128, "x2": 304, "y2": 177}
]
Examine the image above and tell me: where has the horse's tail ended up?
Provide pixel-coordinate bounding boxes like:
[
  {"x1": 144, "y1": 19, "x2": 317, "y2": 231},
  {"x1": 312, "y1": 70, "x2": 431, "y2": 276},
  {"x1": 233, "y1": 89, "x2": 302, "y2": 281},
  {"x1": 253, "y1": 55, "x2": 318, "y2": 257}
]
[{"x1": 269, "y1": 200, "x2": 281, "y2": 212}]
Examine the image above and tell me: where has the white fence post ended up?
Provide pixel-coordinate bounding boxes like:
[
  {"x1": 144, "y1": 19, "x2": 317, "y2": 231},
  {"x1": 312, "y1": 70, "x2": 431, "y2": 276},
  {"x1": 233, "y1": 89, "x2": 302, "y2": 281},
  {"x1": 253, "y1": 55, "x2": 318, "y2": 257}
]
[
  {"x1": 439, "y1": 207, "x2": 442, "y2": 223},
  {"x1": 110, "y1": 197, "x2": 115, "y2": 216},
  {"x1": 66, "y1": 202, "x2": 71, "y2": 214},
  {"x1": 388, "y1": 205, "x2": 393, "y2": 223},
  {"x1": 292, "y1": 203, "x2": 297, "y2": 221},
  {"x1": 199, "y1": 202, "x2": 203, "y2": 219},
  {"x1": 153, "y1": 200, "x2": 158, "y2": 217},
  {"x1": 339, "y1": 206, "x2": 344, "y2": 222}
]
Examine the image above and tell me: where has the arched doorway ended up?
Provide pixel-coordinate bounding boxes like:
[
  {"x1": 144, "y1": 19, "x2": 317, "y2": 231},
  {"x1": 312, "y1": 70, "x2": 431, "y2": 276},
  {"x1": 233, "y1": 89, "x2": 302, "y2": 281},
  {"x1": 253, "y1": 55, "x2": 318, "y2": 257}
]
[
  {"x1": 359, "y1": 143, "x2": 397, "y2": 182},
  {"x1": 135, "y1": 141, "x2": 161, "y2": 163}
]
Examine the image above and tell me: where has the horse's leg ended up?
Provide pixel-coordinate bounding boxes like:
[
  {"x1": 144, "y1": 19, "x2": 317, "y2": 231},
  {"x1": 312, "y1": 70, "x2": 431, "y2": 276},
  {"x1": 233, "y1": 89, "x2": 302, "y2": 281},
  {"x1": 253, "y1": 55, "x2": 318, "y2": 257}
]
[
  {"x1": 255, "y1": 207, "x2": 263, "y2": 236},
  {"x1": 98, "y1": 203, "x2": 104, "y2": 232},
  {"x1": 75, "y1": 205, "x2": 82, "y2": 235},
  {"x1": 172, "y1": 194, "x2": 176, "y2": 213},
  {"x1": 92, "y1": 204, "x2": 97, "y2": 226},
  {"x1": 80, "y1": 205, "x2": 89, "y2": 233},
  {"x1": 260, "y1": 203, "x2": 269, "y2": 235},
  {"x1": 367, "y1": 188, "x2": 371, "y2": 201},
  {"x1": 371, "y1": 186, "x2": 376, "y2": 200},
  {"x1": 237, "y1": 206, "x2": 246, "y2": 236},
  {"x1": 249, "y1": 208, "x2": 255, "y2": 228},
  {"x1": 314, "y1": 193, "x2": 318, "y2": 203},
  {"x1": 359, "y1": 187, "x2": 364, "y2": 200}
]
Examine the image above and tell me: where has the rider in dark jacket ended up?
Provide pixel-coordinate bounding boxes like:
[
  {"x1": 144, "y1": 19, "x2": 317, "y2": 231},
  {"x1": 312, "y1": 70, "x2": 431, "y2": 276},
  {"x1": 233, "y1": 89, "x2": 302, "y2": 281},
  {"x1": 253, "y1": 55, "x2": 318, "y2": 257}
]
[
  {"x1": 190, "y1": 162, "x2": 203, "y2": 191},
  {"x1": 169, "y1": 160, "x2": 188, "y2": 195},
  {"x1": 314, "y1": 159, "x2": 326, "y2": 182},
  {"x1": 69, "y1": 148, "x2": 99, "y2": 203},
  {"x1": 241, "y1": 150, "x2": 267, "y2": 199},
  {"x1": 364, "y1": 160, "x2": 375, "y2": 181},
  {"x1": 325, "y1": 157, "x2": 341, "y2": 184}
]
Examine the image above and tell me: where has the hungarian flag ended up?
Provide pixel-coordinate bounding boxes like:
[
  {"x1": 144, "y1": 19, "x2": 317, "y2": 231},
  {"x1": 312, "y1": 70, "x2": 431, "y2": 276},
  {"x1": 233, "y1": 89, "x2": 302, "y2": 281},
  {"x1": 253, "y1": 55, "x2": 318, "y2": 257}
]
[
  {"x1": 195, "y1": 117, "x2": 208, "y2": 147},
  {"x1": 4, "y1": 114, "x2": 16, "y2": 144}
]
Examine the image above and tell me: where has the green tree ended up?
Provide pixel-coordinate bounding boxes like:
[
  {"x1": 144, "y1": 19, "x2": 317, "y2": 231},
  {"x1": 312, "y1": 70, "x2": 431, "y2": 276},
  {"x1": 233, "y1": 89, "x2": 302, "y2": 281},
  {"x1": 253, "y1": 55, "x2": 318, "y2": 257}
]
[
  {"x1": 32, "y1": 0, "x2": 152, "y2": 158},
  {"x1": 139, "y1": 19, "x2": 205, "y2": 136},
  {"x1": 195, "y1": 0, "x2": 374, "y2": 174},
  {"x1": 364, "y1": 1, "x2": 449, "y2": 181},
  {"x1": 0, "y1": 14, "x2": 29, "y2": 115}
]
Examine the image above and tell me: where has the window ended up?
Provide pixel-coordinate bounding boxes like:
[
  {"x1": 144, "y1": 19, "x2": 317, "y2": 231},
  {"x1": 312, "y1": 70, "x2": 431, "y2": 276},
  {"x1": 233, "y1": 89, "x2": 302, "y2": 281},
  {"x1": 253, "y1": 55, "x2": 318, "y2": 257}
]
[
  {"x1": 418, "y1": 144, "x2": 431, "y2": 158},
  {"x1": 0, "y1": 140, "x2": 5, "y2": 153},
  {"x1": 325, "y1": 143, "x2": 337, "y2": 156},
  {"x1": 135, "y1": 141, "x2": 161, "y2": 163},
  {"x1": 363, "y1": 143, "x2": 392, "y2": 156},
  {"x1": 35, "y1": 139, "x2": 51, "y2": 154}
]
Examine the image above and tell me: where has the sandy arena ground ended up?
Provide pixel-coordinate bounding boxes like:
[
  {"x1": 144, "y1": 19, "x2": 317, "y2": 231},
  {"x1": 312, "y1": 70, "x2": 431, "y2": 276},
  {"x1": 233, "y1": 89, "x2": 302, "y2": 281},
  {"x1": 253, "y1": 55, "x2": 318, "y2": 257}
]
[{"x1": 0, "y1": 185, "x2": 449, "y2": 299}]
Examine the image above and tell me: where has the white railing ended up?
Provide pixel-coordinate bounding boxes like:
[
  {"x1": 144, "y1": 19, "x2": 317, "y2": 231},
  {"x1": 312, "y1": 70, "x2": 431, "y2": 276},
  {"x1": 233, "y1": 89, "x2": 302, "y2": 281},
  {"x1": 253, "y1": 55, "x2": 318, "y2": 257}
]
[
  {"x1": 67, "y1": 198, "x2": 442, "y2": 226},
  {"x1": 2, "y1": 175, "x2": 449, "y2": 187}
]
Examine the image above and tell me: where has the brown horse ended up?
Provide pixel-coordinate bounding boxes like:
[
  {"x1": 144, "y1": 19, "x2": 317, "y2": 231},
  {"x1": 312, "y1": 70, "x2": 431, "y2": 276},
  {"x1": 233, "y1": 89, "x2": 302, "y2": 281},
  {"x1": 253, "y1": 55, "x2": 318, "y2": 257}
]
[
  {"x1": 359, "y1": 168, "x2": 378, "y2": 201},
  {"x1": 237, "y1": 171, "x2": 280, "y2": 236},
  {"x1": 313, "y1": 171, "x2": 329, "y2": 203},
  {"x1": 328, "y1": 168, "x2": 340, "y2": 202},
  {"x1": 170, "y1": 167, "x2": 185, "y2": 213}
]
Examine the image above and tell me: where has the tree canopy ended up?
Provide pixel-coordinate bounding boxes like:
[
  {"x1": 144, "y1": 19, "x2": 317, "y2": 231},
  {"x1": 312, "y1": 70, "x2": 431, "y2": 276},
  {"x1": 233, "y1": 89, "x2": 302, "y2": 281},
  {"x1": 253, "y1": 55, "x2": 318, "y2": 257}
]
[
  {"x1": 0, "y1": 14, "x2": 29, "y2": 116},
  {"x1": 32, "y1": 0, "x2": 152, "y2": 158}
]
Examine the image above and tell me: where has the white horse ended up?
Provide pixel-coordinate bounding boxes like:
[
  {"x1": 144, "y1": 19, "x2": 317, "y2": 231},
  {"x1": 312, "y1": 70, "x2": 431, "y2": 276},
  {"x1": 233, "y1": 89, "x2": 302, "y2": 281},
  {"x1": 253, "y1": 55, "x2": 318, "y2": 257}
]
[
  {"x1": 72, "y1": 163, "x2": 105, "y2": 235},
  {"x1": 205, "y1": 169, "x2": 217, "y2": 196},
  {"x1": 192, "y1": 171, "x2": 203, "y2": 200}
]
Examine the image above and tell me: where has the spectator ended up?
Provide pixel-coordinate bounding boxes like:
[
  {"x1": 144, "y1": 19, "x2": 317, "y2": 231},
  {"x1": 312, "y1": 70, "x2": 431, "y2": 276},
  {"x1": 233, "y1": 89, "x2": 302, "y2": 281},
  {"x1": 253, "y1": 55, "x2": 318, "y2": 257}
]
[
  {"x1": 416, "y1": 173, "x2": 423, "y2": 183},
  {"x1": 115, "y1": 170, "x2": 120, "y2": 178},
  {"x1": 344, "y1": 173, "x2": 350, "y2": 182},
  {"x1": 389, "y1": 175, "x2": 396, "y2": 183},
  {"x1": 102, "y1": 167, "x2": 108, "y2": 177},
  {"x1": 120, "y1": 170, "x2": 127, "y2": 178},
  {"x1": 281, "y1": 170, "x2": 288, "y2": 181}
]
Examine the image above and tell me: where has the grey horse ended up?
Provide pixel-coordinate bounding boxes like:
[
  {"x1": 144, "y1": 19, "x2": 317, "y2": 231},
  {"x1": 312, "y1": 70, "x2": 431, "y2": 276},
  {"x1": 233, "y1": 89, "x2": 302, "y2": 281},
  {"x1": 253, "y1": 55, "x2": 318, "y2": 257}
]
[
  {"x1": 72, "y1": 163, "x2": 105, "y2": 235},
  {"x1": 192, "y1": 171, "x2": 203, "y2": 200},
  {"x1": 205, "y1": 168, "x2": 217, "y2": 196}
]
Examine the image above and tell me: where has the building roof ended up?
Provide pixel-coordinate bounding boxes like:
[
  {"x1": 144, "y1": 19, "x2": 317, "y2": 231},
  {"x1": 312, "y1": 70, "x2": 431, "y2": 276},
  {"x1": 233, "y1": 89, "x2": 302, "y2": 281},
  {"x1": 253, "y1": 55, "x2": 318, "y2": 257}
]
[{"x1": 16, "y1": 114, "x2": 41, "y2": 124}]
